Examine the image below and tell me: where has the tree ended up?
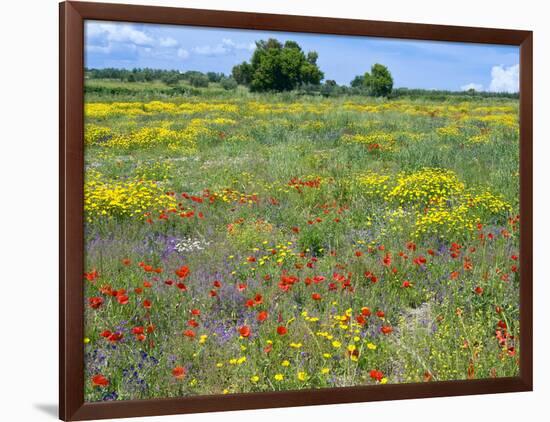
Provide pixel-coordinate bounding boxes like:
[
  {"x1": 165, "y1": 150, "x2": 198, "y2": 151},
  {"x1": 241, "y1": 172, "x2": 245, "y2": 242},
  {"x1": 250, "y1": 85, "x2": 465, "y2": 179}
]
[
  {"x1": 350, "y1": 75, "x2": 364, "y2": 88},
  {"x1": 363, "y1": 63, "x2": 393, "y2": 97},
  {"x1": 232, "y1": 62, "x2": 253, "y2": 86},
  {"x1": 232, "y1": 38, "x2": 324, "y2": 91},
  {"x1": 220, "y1": 77, "x2": 238, "y2": 90}
]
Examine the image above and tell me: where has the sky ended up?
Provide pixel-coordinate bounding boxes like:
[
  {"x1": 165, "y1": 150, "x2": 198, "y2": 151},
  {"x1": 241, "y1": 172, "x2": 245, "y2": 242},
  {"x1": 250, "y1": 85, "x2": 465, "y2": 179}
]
[{"x1": 85, "y1": 20, "x2": 520, "y2": 92}]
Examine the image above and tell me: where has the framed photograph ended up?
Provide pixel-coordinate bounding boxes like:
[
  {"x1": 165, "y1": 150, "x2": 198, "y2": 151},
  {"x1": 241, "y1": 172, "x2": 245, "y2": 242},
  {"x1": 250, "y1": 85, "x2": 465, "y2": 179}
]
[{"x1": 60, "y1": 1, "x2": 533, "y2": 420}]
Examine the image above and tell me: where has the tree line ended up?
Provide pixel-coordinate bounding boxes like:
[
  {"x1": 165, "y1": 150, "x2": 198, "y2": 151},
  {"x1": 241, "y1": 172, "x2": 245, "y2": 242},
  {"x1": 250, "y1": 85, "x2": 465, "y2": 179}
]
[{"x1": 87, "y1": 38, "x2": 518, "y2": 98}]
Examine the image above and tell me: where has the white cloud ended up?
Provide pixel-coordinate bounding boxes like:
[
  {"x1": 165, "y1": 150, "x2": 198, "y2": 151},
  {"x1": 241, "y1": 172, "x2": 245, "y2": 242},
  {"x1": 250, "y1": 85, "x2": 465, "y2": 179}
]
[
  {"x1": 193, "y1": 38, "x2": 255, "y2": 56},
  {"x1": 461, "y1": 82, "x2": 483, "y2": 91},
  {"x1": 177, "y1": 48, "x2": 190, "y2": 59},
  {"x1": 489, "y1": 64, "x2": 519, "y2": 93},
  {"x1": 159, "y1": 37, "x2": 178, "y2": 48},
  {"x1": 87, "y1": 23, "x2": 154, "y2": 46}
]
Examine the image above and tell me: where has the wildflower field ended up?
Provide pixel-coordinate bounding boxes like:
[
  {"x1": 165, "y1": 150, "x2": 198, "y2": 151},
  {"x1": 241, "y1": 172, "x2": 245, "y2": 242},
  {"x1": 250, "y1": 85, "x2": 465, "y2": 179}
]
[{"x1": 84, "y1": 85, "x2": 520, "y2": 401}]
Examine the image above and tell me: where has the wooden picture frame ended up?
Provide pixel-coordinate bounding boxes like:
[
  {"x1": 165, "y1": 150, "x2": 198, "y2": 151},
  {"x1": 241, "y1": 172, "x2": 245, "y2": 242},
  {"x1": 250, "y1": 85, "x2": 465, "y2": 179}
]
[{"x1": 60, "y1": 1, "x2": 533, "y2": 420}]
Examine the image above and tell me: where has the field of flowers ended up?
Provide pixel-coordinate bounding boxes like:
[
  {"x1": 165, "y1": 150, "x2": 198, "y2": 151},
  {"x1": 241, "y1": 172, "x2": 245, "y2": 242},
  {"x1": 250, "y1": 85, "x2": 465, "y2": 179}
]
[{"x1": 83, "y1": 89, "x2": 520, "y2": 401}]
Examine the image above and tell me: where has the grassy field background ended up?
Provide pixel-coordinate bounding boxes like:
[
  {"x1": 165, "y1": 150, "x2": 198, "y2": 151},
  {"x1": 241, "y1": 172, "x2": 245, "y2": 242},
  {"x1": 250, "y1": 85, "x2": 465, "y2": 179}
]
[{"x1": 83, "y1": 80, "x2": 520, "y2": 401}]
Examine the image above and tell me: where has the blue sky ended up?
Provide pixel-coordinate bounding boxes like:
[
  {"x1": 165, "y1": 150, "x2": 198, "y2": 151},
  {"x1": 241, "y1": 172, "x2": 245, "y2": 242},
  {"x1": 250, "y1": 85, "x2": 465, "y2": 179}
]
[{"x1": 85, "y1": 20, "x2": 520, "y2": 92}]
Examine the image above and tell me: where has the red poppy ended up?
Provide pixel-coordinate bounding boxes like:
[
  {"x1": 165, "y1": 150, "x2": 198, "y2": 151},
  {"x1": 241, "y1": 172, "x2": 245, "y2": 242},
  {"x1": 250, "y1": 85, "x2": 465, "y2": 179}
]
[
  {"x1": 254, "y1": 294, "x2": 263, "y2": 304},
  {"x1": 116, "y1": 295, "x2": 129, "y2": 305},
  {"x1": 134, "y1": 287, "x2": 143, "y2": 294},
  {"x1": 292, "y1": 227, "x2": 300, "y2": 233},
  {"x1": 356, "y1": 315, "x2": 366, "y2": 325},
  {"x1": 474, "y1": 286, "x2": 484, "y2": 295},
  {"x1": 175, "y1": 265, "x2": 190, "y2": 279},
  {"x1": 183, "y1": 329, "x2": 196, "y2": 339},
  {"x1": 172, "y1": 366, "x2": 186, "y2": 380},
  {"x1": 277, "y1": 326, "x2": 288, "y2": 335},
  {"x1": 369, "y1": 370, "x2": 384, "y2": 382},
  {"x1": 239, "y1": 325, "x2": 251, "y2": 338},
  {"x1": 143, "y1": 299, "x2": 152, "y2": 309},
  {"x1": 355, "y1": 251, "x2": 363, "y2": 257},
  {"x1": 122, "y1": 258, "x2": 131, "y2": 266},
  {"x1": 381, "y1": 325, "x2": 393, "y2": 335},
  {"x1": 245, "y1": 299, "x2": 255, "y2": 308},
  {"x1": 237, "y1": 283, "x2": 247, "y2": 292},
  {"x1": 376, "y1": 310, "x2": 385, "y2": 318},
  {"x1": 213, "y1": 280, "x2": 222, "y2": 288},
  {"x1": 401, "y1": 281, "x2": 412, "y2": 288},
  {"x1": 361, "y1": 307, "x2": 372, "y2": 317},
  {"x1": 88, "y1": 297, "x2": 104, "y2": 309},
  {"x1": 107, "y1": 332, "x2": 123, "y2": 342},
  {"x1": 413, "y1": 255, "x2": 427, "y2": 266},
  {"x1": 176, "y1": 282, "x2": 187, "y2": 291},
  {"x1": 191, "y1": 309, "x2": 201, "y2": 316},
  {"x1": 100, "y1": 330, "x2": 112, "y2": 338},
  {"x1": 132, "y1": 326, "x2": 144, "y2": 335},
  {"x1": 84, "y1": 269, "x2": 98, "y2": 282},
  {"x1": 312, "y1": 293, "x2": 322, "y2": 301},
  {"x1": 188, "y1": 319, "x2": 199, "y2": 328},
  {"x1": 147, "y1": 324, "x2": 155, "y2": 333},
  {"x1": 382, "y1": 253, "x2": 392, "y2": 267},
  {"x1": 91, "y1": 374, "x2": 109, "y2": 387},
  {"x1": 257, "y1": 311, "x2": 268, "y2": 322},
  {"x1": 450, "y1": 271, "x2": 459, "y2": 280},
  {"x1": 143, "y1": 281, "x2": 153, "y2": 288},
  {"x1": 209, "y1": 290, "x2": 218, "y2": 297},
  {"x1": 143, "y1": 265, "x2": 154, "y2": 272}
]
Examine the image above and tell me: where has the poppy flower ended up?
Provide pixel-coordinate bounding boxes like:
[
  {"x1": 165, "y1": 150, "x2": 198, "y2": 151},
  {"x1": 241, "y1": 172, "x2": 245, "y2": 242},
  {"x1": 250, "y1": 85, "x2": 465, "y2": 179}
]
[
  {"x1": 116, "y1": 295, "x2": 129, "y2": 305},
  {"x1": 188, "y1": 319, "x2": 199, "y2": 328},
  {"x1": 312, "y1": 293, "x2": 322, "y2": 301},
  {"x1": 382, "y1": 254, "x2": 392, "y2": 267},
  {"x1": 355, "y1": 251, "x2": 363, "y2": 257},
  {"x1": 213, "y1": 280, "x2": 222, "y2": 288},
  {"x1": 356, "y1": 315, "x2": 366, "y2": 325},
  {"x1": 361, "y1": 307, "x2": 372, "y2": 317},
  {"x1": 91, "y1": 374, "x2": 109, "y2": 387},
  {"x1": 277, "y1": 326, "x2": 288, "y2": 335},
  {"x1": 100, "y1": 330, "x2": 112, "y2": 338},
  {"x1": 257, "y1": 311, "x2": 268, "y2": 322},
  {"x1": 143, "y1": 299, "x2": 152, "y2": 309},
  {"x1": 88, "y1": 297, "x2": 104, "y2": 309},
  {"x1": 107, "y1": 332, "x2": 123, "y2": 342},
  {"x1": 254, "y1": 294, "x2": 263, "y2": 304},
  {"x1": 381, "y1": 325, "x2": 393, "y2": 335},
  {"x1": 176, "y1": 282, "x2": 187, "y2": 291},
  {"x1": 237, "y1": 283, "x2": 247, "y2": 292},
  {"x1": 147, "y1": 324, "x2": 155, "y2": 333},
  {"x1": 132, "y1": 326, "x2": 144, "y2": 335},
  {"x1": 474, "y1": 286, "x2": 484, "y2": 295},
  {"x1": 245, "y1": 299, "x2": 255, "y2": 308},
  {"x1": 450, "y1": 271, "x2": 459, "y2": 280},
  {"x1": 369, "y1": 370, "x2": 384, "y2": 382},
  {"x1": 413, "y1": 255, "x2": 427, "y2": 266},
  {"x1": 376, "y1": 310, "x2": 385, "y2": 318},
  {"x1": 122, "y1": 258, "x2": 131, "y2": 266},
  {"x1": 172, "y1": 366, "x2": 186, "y2": 380},
  {"x1": 143, "y1": 281, "x2": 153, "y2": 288},
  {"x1": 84, "y1": 270, "x2": 98, "y2": 282},
  {"x1": 183, "y1": 330, "x2": 195, "y2": 339},
  {"x1": 239, "y1": 325, "x2": 251, "y2": 338},
  {"x1": 175, "y1": 265, "x2": 190, "y2": 279},
  {"x1": 191, "y1": 309, "x2": 201, "y2": 316},
  {"x1": 134, "y1": 287, "x2": 143, "y2": 294},
  {"x1": 401, "y1": 281, "x2": 412, "y2": 288},
  {"x1": 209, "y1": 290, "x2": 218, "y2": 297}
]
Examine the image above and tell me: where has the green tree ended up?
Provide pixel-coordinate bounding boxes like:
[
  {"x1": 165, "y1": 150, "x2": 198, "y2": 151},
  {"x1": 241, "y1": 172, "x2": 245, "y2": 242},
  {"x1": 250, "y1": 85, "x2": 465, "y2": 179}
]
[
  {"x1": 232, "y1": 38, "x2": 324, "y2": 91},
  {"x1": 363, "y1": 63, "x2": 393, "y2": 97}
]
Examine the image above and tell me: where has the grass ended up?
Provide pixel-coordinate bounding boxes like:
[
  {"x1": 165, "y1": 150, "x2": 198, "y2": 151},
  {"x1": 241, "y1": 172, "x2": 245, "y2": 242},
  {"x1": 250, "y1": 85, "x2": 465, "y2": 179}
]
[{"x1": 83, "y1": 82, "x2": 520, "y2": 401}]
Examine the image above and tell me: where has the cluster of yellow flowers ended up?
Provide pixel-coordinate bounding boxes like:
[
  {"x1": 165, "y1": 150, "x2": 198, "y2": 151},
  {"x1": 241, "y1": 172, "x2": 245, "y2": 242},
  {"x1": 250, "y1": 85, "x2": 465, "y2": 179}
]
[
  {"x1": 388, "y1": 168, "x2": 465, "y2": 206},
  {"x1": 341, "y1": 132, "x2": 396, "y2": 151},
  {"x1": 84, "y1": 124, "x2": 113, "y2": 146},
  {"x1": 356, "y1": 172, "x2": 391, "y2": 200},
  {"x1": 85, "y1": 100, "x2": 239, "y2": 119},
  {"x1": 84, "y1": 170, "x2": 175, "y2": 222}
]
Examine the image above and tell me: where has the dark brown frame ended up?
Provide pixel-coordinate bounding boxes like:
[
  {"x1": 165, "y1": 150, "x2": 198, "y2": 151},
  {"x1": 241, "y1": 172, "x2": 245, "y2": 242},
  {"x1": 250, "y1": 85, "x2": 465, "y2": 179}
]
[{"x1": 60, "y1": 1, "x2": 533, "y2": 420}]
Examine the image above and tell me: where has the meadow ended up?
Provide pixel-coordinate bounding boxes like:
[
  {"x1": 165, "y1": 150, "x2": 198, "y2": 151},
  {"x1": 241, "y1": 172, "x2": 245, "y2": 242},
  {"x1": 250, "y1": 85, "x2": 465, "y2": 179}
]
[{"x1": 83, "y1": 81, "x2": 520, "y2": 401}]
